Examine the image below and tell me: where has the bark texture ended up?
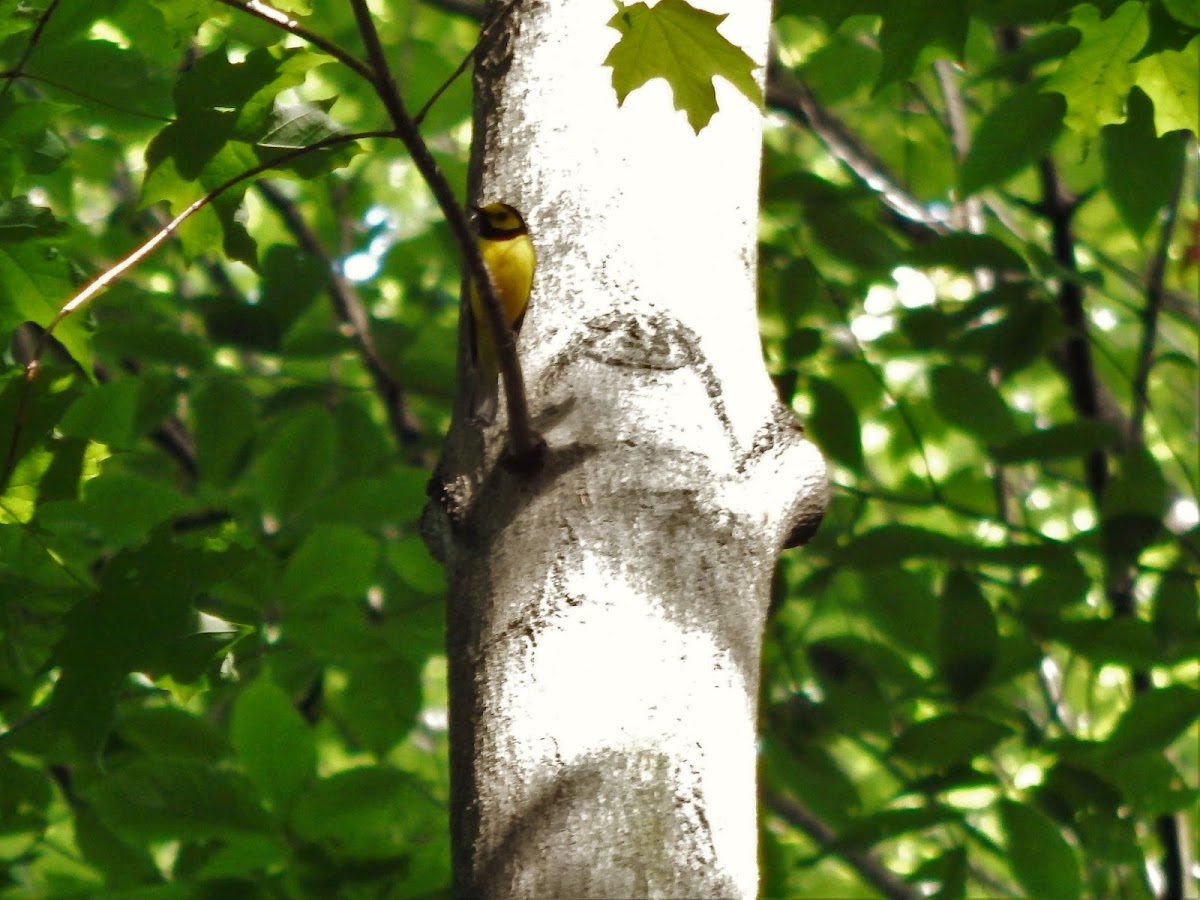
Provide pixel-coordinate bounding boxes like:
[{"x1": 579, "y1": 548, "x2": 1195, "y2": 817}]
[{"x1": 423, "y1": 0, "x2": 828, "y2": 896}]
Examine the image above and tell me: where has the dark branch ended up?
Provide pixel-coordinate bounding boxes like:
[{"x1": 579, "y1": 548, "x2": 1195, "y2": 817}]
[
  {"x1": 347, "y1": 0, "x2": 542, "y2": 466},
  {"x1": 0, "y1": 0, "x2": 60, "y2": 103},
  {"x1": 256, "y1": 179, "x2": 424, "y2": 448}
]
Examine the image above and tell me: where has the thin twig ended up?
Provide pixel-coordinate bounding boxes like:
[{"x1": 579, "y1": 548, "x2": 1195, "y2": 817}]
[
  {"x1": 348, "y1": 0, "x2": 542, "y2": 465},
  {"x1": 256, "y1": 179, "x2": 424, "y2": 447},
  {"x1": 0, "y1": 0, "x2": 60, "y2": 103},
  {"x1": 25, "y1": 130, "x2": 390, "y2": 379},
  {"x1": 412, "y1": 0, "x2": 519, "y2": 128},
  {"x1": 214, "y1": 0, "x2": 375, "y2": 83}
]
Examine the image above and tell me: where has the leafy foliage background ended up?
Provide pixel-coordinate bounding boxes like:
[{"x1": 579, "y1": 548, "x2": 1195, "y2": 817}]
[{"x1": 0, "y1": 0, "x2": 1197, "y2": 897}]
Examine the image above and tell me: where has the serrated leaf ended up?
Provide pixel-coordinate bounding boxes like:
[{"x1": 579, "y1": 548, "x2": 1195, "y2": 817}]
[
  {"x1": 1000, "y1": 799, "x2": 1082, "y2": 900},
  {"x1": 1046, "y1": 2, "x2": 1150, "y2": 139},
  {"x1": 806, "y1": 376, "x2": 863, "y2": 473},
  {"x1": 1102, "y1": 87, "x2": 1188, "y2": 238},
  {"x1": 930, "y1": 365, "x2": 1020, "y2": 444},
  {"x1": 604, "y1": 0, "x2": 763, "y2": 133},
  {"x1": 960, "y1": 86, "x2": 1065, "y2": 196}
]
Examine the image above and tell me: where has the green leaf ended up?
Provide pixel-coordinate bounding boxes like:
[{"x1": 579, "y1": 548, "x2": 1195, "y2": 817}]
[
  {"x1": 839, "y1": 523, "x2": 1069, "y2": 568},
  {"x1": 993, "y1": 421, "x2": 1121, "y2": 462},
  {"x1": 0, "y1": 368, "x2": 84, "y2": 492},
  {"x1": 978, "y1": 27, "x2": 1082, "y2": 80},
  {"x1": 807, "y1": 640, "x2": 894, "y2": 736},
  {"x1": 245, "y1": 405, "x2": 337, "y2": 523},
  {"x1": 1102, "y1": 87, "x2": 1188, "y2": 238},
  {"x1": 806, "y1": 376, "x2": 863, "y2": 473},
  {"x1": 0, "y1": 197, "x2": 66, "y2": 241},
  {"x1": 0, "y1": 241, "x2": 92, "y2": 370},
  {"x1": 930, "y1": 365, "x2": 1020, "y2": 444},
  {"x1": 1101, "y1": 686, "x2": 1200, "y2": 760},
  {"x1": 938, "y1": 570, "x2": 997, "y2": 702},
  {"x1": 231, "y1": 678, "x2": 316, "y2": 814},
  {"x1": 117, "y1": 706, "x2": 231, "y2": 763},
  {"x1": 291, "y1": 766, "x2": 446, "y2": 860},
  {"x1": 1152, "y1": 568, "x2": 1198, "y2": 652},
  {"x1": 604, "y1": 0, "x2": 763, "y2": 133},
  {"x1": 1100, "y1": 447, "x2": 1168, "y2": 566},
  {"x1": 1133, "y1": 37, "x2": 1200, "y2": 135},
  {"x1": 1000, "y1": 799, "x2": 1082, "y2": 900},
  {"x1": 58, "y1": 378, "x2": 142, "y2": 447},
  {"x1": 334, "y1": 659, "x2": 423, "y2": 757},
  {"x1": 837, "y1": 804, "x2": 961, "y2": 849},
  {"x1": 1139, "y1": 0, "x2": 1199, "y2": 56},
  {"x1": 875, "y1": 1, "x2": 968, "y2": 89},
  {"x1": 1162, "y1": 0, "x2": 1200, "y2": 26},
  {"x1": 387, "y1": 535, "x2": 447, "y2": 596},
  {"x1": 891, "y1": 714, "x2": 1013, "y2": 770},
  {"x1": 761, "y1": 737, "x2": 862, "y2": 827},
  {"x1": 23, "y1": 40, "x2": 174, "y2": 124},
  {"x1": 1019, "y1": 558, "x2": 1092, "y2": 624},
  {"x1": 281, "y1": 524, "x2": 380, "y2": 603},
  {"x1": 47, "y1": 534, "x2": 251, "y2": 757},
  {"x1": 909, "y1": 847, "x2": 967, "y2": 900},
  {"x1": 305, "y1": 468, "x2": 430, "y2": 528},
  {"x1": 1046, "y1": 2, "x2": 1150, "y2": 139},
  {"x1": 959, "y1": 86, "x2": 1065, "y2": 196},
  {"x1": 1051, "y1": 618, "x2": 1162, "y2": 668},
  {"x1": 907, "y1": 233, "x2": 1028, "y2": 273},
  {"x1": 776, "y1": 0, "x2": 881, "y2": 30},
  {"x1": 86, "y1": 758, "x2": 273, "y2": 843},
  {"x1": 192, "y1": 377, "x2": 258, "y2": 486}
]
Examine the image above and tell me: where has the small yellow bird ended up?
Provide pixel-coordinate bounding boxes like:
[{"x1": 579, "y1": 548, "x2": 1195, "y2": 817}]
[{"x1": 468, "y1": 202, "x2": 536, "y2": 423}]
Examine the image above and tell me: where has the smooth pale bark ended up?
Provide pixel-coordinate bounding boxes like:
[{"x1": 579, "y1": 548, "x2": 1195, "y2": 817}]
[{"x1": 424, "y1": 0, "x2": 827, "y2": 896}]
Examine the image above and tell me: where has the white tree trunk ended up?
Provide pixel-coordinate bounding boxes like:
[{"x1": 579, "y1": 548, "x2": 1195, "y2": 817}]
[{"x1": 425, "y1": 0, "x2": 828, "y2": 896}]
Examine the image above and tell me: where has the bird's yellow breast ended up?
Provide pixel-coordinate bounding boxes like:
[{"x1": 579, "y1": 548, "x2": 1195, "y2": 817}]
[{"x1": 473, "y1": 232, "x2": 536, "y2": 328}]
